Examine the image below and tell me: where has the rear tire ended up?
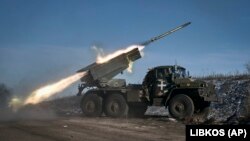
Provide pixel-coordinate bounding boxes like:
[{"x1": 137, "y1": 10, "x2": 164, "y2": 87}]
[
  {"x1": 104, "y1": 94, "x2": 127, "y2": 117},
  {"x1": 168, "y1": 94, "x2": 194, "y2": 120},
  {"x1": 81, "y1": 94, "x2": 102, "y2": 117}
]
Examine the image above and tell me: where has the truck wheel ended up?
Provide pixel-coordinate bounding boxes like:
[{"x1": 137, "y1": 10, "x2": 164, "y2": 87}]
[
  {"x1": 81, "y1": 94, "x2": 102, "y2": 117},
  {"x1": 168, "y1": 94, "x2": 194, "y2": 120},
  {"x1": 104, "y1": 94, "x2": 127, "y2": 117}
]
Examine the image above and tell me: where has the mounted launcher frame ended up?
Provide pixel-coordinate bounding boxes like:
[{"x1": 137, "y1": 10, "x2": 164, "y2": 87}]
[
  {"x1": 76, "y1": 22, "x2": 191, "y2": 93},
  {"x1": 77, "y1": 47, "x2": 141, "y2": 89}
]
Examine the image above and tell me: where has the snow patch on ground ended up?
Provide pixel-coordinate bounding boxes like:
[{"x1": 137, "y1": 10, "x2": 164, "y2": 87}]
[
  {"x1": 208, "y1": 79, "x2": 250, "y2": 123},
  {"x1": 145, "y1": 106, "x2": 169, "y2": 116}
]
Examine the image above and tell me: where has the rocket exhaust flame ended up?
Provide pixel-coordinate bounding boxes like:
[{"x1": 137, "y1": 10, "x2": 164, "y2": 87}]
[
  {"x1": 24, "y1": 72, "x2": 86, "y2": 105},
  {"x1": 94, "y1": 45, "x2": 144, "y2": 73}
]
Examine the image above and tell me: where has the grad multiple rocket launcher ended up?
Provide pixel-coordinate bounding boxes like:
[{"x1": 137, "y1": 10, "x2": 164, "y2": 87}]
[{"x1": 77, "y1": 22, "x2": 218, "y2": 119}]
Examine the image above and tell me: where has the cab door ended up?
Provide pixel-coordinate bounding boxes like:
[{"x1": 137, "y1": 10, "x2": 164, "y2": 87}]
[{"x1": 153, "y1": 68, "x2": 168, "y2": 97}]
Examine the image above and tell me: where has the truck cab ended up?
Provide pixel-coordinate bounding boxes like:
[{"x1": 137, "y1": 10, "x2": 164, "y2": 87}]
[{"x1": 142, "y1": 65, "x2": 217, "y2": 119}]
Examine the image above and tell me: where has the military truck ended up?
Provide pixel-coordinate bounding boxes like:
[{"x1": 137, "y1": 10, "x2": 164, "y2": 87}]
[{"x1": 76, "y1": 22, "x2": 218, "y2": 119}]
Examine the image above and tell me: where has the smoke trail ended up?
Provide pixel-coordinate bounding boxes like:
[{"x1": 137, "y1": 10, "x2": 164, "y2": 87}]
[{"x1": 24, "y1": 72, "x2": 86, "y2": 105}]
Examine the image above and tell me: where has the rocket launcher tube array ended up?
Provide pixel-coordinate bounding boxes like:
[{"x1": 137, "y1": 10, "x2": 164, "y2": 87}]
[{"x1": 77, "y1": 48, "x2": 141, "y2": 87}]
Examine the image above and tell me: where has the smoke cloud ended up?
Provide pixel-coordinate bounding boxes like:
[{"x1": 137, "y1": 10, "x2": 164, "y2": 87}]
[
  {"x1": 0, "y1": 84, "x2": 11, "y2": 110},
  {"x1": 0, "y1": 83, "x2": 57, "y2": 121}
]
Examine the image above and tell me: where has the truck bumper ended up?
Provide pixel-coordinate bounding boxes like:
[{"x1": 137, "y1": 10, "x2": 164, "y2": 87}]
[{"x1": 203, "y1": 94, "x2": 222, "y2": 103}]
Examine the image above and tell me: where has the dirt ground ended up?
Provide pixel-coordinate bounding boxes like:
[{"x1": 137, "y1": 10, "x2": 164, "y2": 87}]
[{"x1": 0, "y1": 116, "x2": 185, "y2": 141}]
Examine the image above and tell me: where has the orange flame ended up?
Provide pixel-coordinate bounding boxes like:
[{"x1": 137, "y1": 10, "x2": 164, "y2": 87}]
[{"x1": 24, "y1": 72, "x2": 86, "y2": 105}]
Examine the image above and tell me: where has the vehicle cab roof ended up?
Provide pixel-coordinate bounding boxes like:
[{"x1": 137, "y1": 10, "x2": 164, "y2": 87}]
[{"x1": 151, "y1": 65, "x2": 186, "y2": 70}]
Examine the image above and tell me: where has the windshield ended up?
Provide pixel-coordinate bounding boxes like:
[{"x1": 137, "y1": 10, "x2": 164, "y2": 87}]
[{"x1": 173, "y1": 68, "x2": 186, "y2": 78}]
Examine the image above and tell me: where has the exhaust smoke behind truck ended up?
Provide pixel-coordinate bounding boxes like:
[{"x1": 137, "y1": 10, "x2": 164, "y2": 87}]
[{"x1": 24, "y1": 72, "x2": 86, "y2": 105}]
